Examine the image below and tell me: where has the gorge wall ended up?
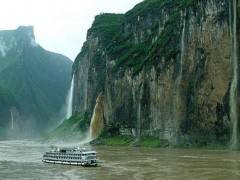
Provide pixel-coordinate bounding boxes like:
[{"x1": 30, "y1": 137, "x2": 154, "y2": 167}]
[
  {"x1": 73, "y1": 0, "x2": 240, "y2": 146},
  {"x1": 0, "y1": 26, "x2": 72, "y2": 138}
]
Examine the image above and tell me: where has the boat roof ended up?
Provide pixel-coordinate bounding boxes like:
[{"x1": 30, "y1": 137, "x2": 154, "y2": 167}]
[{"x1": 47, "y1": 147, "x2": 96, "y2": 154}]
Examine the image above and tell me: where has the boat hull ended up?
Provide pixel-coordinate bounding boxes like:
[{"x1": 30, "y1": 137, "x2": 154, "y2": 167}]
[{"x1": 42, "y1": 159, "x2": 98, "y2": 167}]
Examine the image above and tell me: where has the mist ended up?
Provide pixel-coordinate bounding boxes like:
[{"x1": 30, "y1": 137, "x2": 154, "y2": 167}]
[{"x1": 0, "y1": 0, "x2": 143, "y2": 60}]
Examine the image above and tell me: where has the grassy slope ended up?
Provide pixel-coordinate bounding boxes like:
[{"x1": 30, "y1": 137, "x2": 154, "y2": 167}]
[
  {"x1": 44, "y1": 112, "x2": 91, "y2": 141},
  {"x1": 90, "y1": 135, "x2": 171, "y2": 148},
  {"x1": 90, "y1": 135, "x2": 227, "y2": 149}
]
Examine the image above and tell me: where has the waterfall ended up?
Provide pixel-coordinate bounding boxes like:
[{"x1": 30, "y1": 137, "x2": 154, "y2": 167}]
[
  {"x1": 66, "y1": 75, "x2": 74, "y2": 119},
  {"x1": 10, "y1": 110, "x2": 14, "y2": 130},
  {"x1": 178, "y1": 9, "x2": 186, "y2": 84},
  {"x1": 173, "y1": 9, "x2": 186, "y2": 142},
  {"x1": 136, "y1": 83, "x2": 144, "y2": 140},
  {"x1": 230, "y1": 0, "x2": 239, "y2": 149},
  {"x1": 137, "y1": 100, "x2": 141, "y2": 140},
  {"x1": 90, "y1": 94, "x2": 104, "y2": 140}
]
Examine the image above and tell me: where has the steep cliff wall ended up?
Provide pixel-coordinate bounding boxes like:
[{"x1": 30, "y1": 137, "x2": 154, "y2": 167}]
[
  {"x1": 73, "y1": 0, "x2": 239, "y2": 145},
  {"x1": 0, "y1": 26, "x2": 72, "y2": 138}
]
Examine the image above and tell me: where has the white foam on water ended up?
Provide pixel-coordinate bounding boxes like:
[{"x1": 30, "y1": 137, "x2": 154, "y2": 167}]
[{"x1": 180, "y1": 155, "x2": 209, "y2": 159}]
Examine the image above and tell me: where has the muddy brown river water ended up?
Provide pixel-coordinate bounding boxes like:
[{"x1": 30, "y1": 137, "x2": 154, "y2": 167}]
[{"x1": 0, "y1": 140, "x2": 240, "y2": 180}]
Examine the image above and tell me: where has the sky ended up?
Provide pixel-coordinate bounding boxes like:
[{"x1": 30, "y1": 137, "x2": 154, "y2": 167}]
[{"x1": 0, "y1": 0, "x2": 143, "y2": 60}]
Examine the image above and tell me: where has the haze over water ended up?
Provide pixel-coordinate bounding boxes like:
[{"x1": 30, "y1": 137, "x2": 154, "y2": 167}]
[{"x1": 0, "y1": 140, "x2": 240, "y2": 180}]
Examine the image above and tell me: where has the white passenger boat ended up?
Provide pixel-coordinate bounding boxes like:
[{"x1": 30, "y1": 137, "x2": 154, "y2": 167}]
[{"x1": 42, "y1": 147, "x2": 100, "y2": 166}]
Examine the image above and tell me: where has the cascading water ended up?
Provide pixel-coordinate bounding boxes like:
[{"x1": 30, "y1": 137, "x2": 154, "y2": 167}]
[
  {"x1": 90, "y1": 94, "x2": 104, "y2": 140},
  {"x1": 66, "y1": 75, "x2": 74, "y2": 119},
  {"x1": 178, "y1": 9, "x2": 186, "y2": 83},
  {"x1": 136, "y1": 84, "x2": 143, "y2": 140},
  {"x1": 173, "y1": 9, "x2": 186, "y2": 142},
  {"x1": 230, "y1": 0, "x2": 239, "y2": 149},
  {"x1": 137, "y1": 100, "x2": 141, "y2": 140},
  {"x1": 10, "y1": 110, "x2": 14, "y2": 130}
]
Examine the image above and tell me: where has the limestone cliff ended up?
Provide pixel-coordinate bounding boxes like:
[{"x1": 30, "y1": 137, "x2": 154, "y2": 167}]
[{"x1": 73, "y1": 0, "x2": 239, "y2": 146}]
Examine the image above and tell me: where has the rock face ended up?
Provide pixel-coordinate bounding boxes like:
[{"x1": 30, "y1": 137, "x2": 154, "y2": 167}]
[
  {"x1": 0, "y1": 26, "x2": 72, "y2": 138},
  {"x1": 73, "y1": 0, "x2": 239, "y2": 145}
]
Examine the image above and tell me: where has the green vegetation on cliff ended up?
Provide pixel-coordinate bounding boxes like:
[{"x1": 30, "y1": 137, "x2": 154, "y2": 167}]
[
  {"x1": 74, "y1": 0, "x2": 191, "y2": 74},
  {"x1": 74, "y1": 0, "x2": 198, "y2": 75},
  {"x1": 108, "y1": 0, "x2": 198, "y2": 74},
  {"x1": 88, "y1": 13, "x2": 124, "y2": 47}
]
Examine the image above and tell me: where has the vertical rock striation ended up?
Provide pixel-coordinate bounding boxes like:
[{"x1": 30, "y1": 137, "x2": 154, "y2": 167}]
[{"x1": 230, "y1": 0, "x2": 239, "y2": 149}]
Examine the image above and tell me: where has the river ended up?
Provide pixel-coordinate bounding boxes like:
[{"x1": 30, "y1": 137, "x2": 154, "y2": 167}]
[{"x1": 0, "y1": 140, "x2": 240, "y2": 180}]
